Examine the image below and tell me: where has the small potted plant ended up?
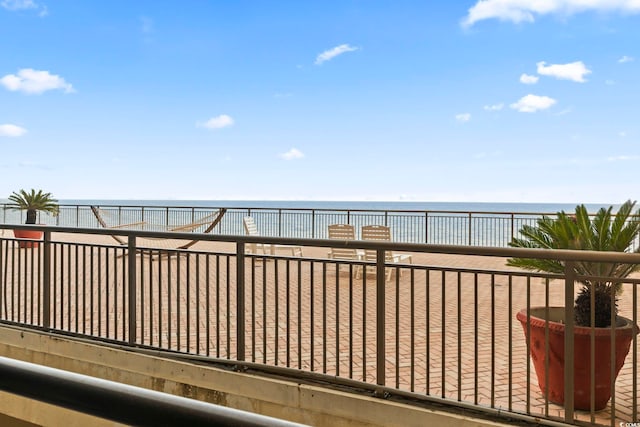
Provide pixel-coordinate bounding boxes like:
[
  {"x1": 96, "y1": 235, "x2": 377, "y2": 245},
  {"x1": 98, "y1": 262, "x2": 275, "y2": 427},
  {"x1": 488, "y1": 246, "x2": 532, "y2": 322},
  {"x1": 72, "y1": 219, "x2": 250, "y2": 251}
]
[
  {"x1": 508, "y1": 200, "x2": 640, "y2": 410},
  {"x1": 7, "y1": 189, "x2": 59, "y2": 248}
]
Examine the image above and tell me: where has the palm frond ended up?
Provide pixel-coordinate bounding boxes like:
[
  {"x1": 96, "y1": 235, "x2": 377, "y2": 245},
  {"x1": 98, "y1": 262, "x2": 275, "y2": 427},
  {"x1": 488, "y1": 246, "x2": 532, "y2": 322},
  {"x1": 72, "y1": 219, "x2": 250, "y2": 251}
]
[
  {"x1": 508, "y1": 200, "x2": 640, "y2": 290},
  {"x1": 7, "y1": 189, "x2": 59, "y2": 217}
]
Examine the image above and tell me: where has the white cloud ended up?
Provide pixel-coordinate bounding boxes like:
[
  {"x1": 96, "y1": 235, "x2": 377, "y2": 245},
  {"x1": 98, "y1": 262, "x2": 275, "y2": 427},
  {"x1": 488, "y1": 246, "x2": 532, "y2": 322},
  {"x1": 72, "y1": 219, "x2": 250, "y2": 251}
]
[
  {"x1": 510, "y1": 94, "x2": 557, "y2": 113},
  {"x1": 462, "y1": 0, "x2": 640, "y2": 27},
  {"x1": 280, "y1": 148, "x2": 304, "y2": 160},
  {"x1": 605, "y1": 79, "x2": 615, "y2": 85},
  {"x1": 198, "y1": 114, "x2": 234, "y2": 130},
  {"x1": 455, "y1": 113, "x2": 471, "y2": 122},
  {"x1": 619, "y1": 131, "x2": 627, "y2": 137},
  {"x1": 519, "y1": 73, "x2": 539, "y2": 84},
  {"x1": 483, "y1": 103, "x2": 504, "y2": 111},
  {"x1": 0, "y1": 69, "x2": 74, "y2": 94},
  {"x1": 16, "y1": 160, "x2": 52, "y2": 169},
  {"x1": 0, "y1": 124, "x2": 27, "y2": 137},
  {"x1": 315, "y1": 44, "x2": 358, "y2": 65},
  {"x1": 1, "y1": 0, "x2": 47, "y2": 16},
  {"x1": 1, "y1": 0, "x2": 35, "y2": 10},
  {"x1": 618, "y1": 55, "x2": 634, "y2": 63},
  {"x1": 474, "y1": 150, "x2": 502, "y2": 159},
  {"x1": 536, "y1": 61, "x2": 591, "y2": 83},
  {"x1": 607, "y1": 155, "x2": 640, "y2": 162}
]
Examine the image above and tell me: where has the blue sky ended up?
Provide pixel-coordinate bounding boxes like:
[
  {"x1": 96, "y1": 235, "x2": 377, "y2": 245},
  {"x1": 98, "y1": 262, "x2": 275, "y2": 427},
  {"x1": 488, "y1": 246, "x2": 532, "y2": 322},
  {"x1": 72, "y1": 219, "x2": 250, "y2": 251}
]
[{"x1": 0, "y1": 0, "x2": 638, "y2": 203}]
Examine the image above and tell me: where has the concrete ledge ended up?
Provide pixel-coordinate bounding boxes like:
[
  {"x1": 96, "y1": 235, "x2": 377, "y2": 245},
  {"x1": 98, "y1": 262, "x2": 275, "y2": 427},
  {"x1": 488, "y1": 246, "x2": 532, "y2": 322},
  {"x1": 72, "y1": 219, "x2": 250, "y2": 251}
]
[
  {"x1": 0, "y1": 326, "x2": 513, "y2": 427},
  {"x1": 0, "y1": 391, "x2": 122, "y2": 427}
]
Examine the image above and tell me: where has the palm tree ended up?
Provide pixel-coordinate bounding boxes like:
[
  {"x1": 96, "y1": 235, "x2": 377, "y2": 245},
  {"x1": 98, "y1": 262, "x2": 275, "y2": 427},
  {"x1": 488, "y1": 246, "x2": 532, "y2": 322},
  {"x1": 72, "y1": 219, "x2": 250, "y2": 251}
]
[
  {"x1": 8, "y1": 189, "x2": 59, "y2": 225},
  {"x1": 507, "y1": 200, "x2": 640, "y2": 327}
]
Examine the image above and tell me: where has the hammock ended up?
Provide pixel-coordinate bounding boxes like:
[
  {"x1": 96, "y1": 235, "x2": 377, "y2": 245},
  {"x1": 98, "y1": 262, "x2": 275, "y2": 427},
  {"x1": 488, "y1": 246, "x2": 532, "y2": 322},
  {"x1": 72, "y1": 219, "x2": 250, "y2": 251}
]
[{"x1": 90, "y1": 206, "x2": 227, "y2": 250}]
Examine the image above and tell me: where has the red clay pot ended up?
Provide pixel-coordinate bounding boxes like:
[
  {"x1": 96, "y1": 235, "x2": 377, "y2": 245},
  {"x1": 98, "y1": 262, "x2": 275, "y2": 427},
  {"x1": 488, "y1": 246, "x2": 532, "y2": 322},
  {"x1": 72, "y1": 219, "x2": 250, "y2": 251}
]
[
  {"x1": 12, "y1": 229, "x2": 43, "y2": 248},
  {"x1": 517, "y1": 307, "x2": 637, "y2": 411}
]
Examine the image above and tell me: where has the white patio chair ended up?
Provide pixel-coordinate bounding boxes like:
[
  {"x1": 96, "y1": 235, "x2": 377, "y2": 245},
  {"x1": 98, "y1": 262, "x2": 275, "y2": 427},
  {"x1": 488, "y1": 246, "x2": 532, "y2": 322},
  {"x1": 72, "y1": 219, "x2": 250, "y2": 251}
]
[
  {"x1": 243, "y1": 216, "x2": 303, "y2": 257},
  {"x1": 327, "y1": 224, "x2": 364, "y2": 277},
  {"x1": 361, "y1": 225, "x2": 412, "y2": 281}
]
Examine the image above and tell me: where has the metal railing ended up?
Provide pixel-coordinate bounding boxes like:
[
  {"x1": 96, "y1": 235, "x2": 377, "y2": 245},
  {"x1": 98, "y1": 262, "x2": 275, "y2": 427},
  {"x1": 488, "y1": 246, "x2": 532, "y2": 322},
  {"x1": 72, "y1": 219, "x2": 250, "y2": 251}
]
[
  {"x1": 0, "y1": 223, "x2": 639, "y2": 426},
  {"x1": 1, "y1": 203, "x2": 549, "y2": 246}
]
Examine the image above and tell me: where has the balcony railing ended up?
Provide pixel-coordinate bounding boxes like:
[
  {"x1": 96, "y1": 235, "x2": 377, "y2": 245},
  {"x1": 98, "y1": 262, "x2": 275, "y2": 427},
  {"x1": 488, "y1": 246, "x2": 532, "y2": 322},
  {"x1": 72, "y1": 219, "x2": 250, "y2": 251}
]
[
  {"x1": 1, "y1": 203, "x2": 550, "y2": 246},
  {"x1": 0, "y1": 222, "x2": 639, "y2": 426}
]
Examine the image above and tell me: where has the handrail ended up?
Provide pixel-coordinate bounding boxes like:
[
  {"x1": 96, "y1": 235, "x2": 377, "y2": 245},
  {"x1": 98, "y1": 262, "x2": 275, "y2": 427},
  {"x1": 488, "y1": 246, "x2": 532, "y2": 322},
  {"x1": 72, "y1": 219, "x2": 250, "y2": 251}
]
[
  {"x1": 2, "y1": 222, "x2": 639, "y2": 263},
  {"x1": 0, "y1": 201, "x2": 579, "y2": 215},
  {"x1": 0, "y1": 355, "x2": 308, "y2": 427}
]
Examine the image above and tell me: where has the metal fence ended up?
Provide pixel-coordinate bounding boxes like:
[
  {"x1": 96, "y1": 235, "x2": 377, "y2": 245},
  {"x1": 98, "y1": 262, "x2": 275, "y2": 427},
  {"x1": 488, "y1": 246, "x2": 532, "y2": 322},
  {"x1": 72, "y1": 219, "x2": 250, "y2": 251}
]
[
  {"x1": 0, "y1": 223, "x2": 638, "y2": 426},
  {"x1": 1, "y1": 203, "x2": 550, "y2": 247}
]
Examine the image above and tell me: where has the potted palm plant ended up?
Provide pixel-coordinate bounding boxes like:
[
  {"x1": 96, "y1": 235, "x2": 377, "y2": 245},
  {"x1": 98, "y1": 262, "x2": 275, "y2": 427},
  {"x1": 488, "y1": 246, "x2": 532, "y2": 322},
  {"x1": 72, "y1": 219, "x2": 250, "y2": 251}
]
[
  {"x1": 7, "y1": 189, "x2": 59, "y2": 248},
  {"x1": 508, "y1": 200, "x2": 640, "y2": 410}
]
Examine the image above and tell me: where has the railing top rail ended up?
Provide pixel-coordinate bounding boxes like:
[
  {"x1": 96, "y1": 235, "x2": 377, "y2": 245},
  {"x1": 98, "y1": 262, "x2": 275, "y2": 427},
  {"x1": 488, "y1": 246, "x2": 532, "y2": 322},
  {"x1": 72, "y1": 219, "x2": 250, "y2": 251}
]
[{"x1": 2, "y1": 223, "x2": 640, "y2": 264}]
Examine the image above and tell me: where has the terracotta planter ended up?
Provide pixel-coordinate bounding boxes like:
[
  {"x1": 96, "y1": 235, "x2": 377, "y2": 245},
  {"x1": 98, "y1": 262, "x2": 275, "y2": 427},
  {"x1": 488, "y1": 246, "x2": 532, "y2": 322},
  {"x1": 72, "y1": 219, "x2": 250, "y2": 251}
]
[
  {"x1": 517, "y1": 307, "x2": 637, "y2": 410},
  {"x1": 12, "y1": 229, "x2": 43, "y2": 248}
]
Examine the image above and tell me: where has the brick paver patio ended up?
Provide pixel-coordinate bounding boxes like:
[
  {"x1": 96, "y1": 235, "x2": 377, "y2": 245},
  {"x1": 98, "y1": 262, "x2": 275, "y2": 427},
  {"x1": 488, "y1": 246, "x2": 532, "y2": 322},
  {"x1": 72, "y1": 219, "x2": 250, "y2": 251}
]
[{"x1": 2, "y1": 233, "x2": 638, "y2": 426}]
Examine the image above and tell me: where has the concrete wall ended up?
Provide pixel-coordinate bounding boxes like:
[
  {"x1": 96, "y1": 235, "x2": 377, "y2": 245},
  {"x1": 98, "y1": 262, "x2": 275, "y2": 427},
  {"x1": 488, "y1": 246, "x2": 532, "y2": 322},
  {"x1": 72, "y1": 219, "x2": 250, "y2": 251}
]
[{"x1": 0, "y1": 325, "x2": 512, "y2": 427}]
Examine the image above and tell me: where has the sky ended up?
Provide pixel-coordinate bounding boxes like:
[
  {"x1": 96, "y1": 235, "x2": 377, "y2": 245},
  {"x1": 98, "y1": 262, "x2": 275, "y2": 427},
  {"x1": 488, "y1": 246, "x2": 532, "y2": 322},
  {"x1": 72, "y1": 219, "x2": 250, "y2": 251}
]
[{"x1": 0, "y1": 0, "x2": 639, "y2": 204}]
